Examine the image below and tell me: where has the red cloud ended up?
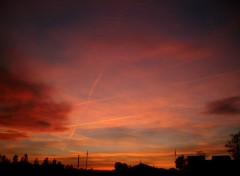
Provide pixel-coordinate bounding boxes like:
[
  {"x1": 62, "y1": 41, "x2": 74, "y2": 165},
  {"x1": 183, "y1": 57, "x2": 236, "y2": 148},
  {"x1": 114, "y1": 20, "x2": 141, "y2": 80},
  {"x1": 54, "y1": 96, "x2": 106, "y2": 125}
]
[
  {"x1": 0, "y1": 130, "x2": 28, "y2": 141},
  {"x1": 0, "y1": 68, "x2": 72, "y2": 138}
]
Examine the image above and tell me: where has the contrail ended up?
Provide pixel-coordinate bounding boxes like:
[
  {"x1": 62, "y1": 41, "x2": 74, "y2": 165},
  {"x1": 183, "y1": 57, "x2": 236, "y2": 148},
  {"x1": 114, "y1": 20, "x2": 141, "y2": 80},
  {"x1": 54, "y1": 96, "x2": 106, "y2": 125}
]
[
  {"x1": 74, "y1": 68, "x2": 232, "y2": 107},
  {"x1": 62, "y1": 126, "x2": 77, "y2": 150},
  {"x1": 63, "y1": 69, "x2": 239, "y2": 149},
  {"x1": 63, "y1": 70, "x2": 104, "y2": 150},
  {"x1": 102, "y1": 70, "x2": 240, "y2": 100},
  {"x1": 62, "y1": 110, "x2": 160, "y2": 149},
  {"x1": 76, "y1": 70, "x2": 104, "y2": 112},
  {"x1": 74, "y1": 95, "x2": 123, "y2": 106},
  {"x1": 73, "y1": 70, "x2": 104, "y2": 127},
  {"x1": 68, "y1": 126, "x2": 77, "y2": 139},
  {"x1": 173, "y1": 69, "x2": 240, "y2": 86},
  {"x1": 87, "y1": 71, "x2": 104, "y2": 102},
  {"x1": 68, "y1": 115, "x2": 138, "y2": 127},
  {"x1": 71, "y1": 71, "x2": 103, "y2": 135},
  {"x1": 67, "y1": 111, "x2": 160, "y2": 127}
]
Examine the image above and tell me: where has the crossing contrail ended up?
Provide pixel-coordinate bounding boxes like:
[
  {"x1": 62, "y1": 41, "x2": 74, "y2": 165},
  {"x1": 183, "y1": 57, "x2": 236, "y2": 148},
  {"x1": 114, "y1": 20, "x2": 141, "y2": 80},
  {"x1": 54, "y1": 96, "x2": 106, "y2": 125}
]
[
  {"x1": 62, "y1": 110, "x2": 156, "y2": 149},
  {"x1": 63, "y1": 70, "x2": 104, "y2": 150},
  {"x1": 76, "y1": 70, "x2": 104, "y2": 113},
  {"x1": 63, "y1": 69, "x2": 239, "y2": 149},
  {"x1": 68, "y1": 126, "x2": 77, "y2": 139},
  {"x1": 73, "y1": 70, "x2": 104, "y2": 127}
]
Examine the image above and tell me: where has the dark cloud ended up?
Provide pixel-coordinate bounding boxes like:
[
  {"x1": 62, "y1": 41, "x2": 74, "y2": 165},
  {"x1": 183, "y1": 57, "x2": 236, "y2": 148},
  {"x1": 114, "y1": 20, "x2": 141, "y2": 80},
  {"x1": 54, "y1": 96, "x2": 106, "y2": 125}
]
[
  {"x1": 37, "y1": 121, "x2": 51, "y2": 127},
  {"x1": 205, "y1": 96, "x2": 240, "y2": 115},
  {"x1": 0, "y1": 68, "x2": 72, "y2": 140}
]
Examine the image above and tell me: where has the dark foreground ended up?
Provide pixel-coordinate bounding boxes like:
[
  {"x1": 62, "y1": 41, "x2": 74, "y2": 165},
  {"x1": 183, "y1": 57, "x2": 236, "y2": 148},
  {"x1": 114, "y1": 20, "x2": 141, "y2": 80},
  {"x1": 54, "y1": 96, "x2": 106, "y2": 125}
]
[{"x1": 1, "y1": 161, "x2": 240, "y2": 176}]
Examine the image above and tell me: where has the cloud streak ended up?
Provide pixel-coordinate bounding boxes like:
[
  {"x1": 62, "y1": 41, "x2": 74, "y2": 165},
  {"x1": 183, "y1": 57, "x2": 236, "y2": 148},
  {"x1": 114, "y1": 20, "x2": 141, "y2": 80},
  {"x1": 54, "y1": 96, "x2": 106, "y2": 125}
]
[{"x1": 0, "y1": 130, "x2": 28, "y2": 141}]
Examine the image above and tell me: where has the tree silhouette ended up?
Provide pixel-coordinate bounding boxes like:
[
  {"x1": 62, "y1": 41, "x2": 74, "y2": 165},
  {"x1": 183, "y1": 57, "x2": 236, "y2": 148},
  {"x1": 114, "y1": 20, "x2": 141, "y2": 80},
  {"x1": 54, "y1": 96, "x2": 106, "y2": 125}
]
[
  {"x1": 115, "y1": 162, "x2": 123, "y2": 171},
  {"x1": 34, "y1": 158, "x2": 39, "y2": 165},
  {"x1": 226, "y1": 130, "x2": 240, "y2": 160},
  {"x1": 43, "y1": 157, "x2": 50, "y2": 165},
  {"x1": 1, "y1": 154, "x2": 10, "y2": 163},
  {"x1": 20, "y1": 153, "x2": 29, "y2": 163},
  {"x1": 52, "y1": 158, "x2": 57, "y2": 165},
  {"x1": 175, "y1": 155, "x2": 187, "y2": 170},
  {"x1": 115, "y1": 162, "x2": 128, "y2": 173},
  {"x1": 12, "y1": 154, "x2": 18, "y2": 163}
]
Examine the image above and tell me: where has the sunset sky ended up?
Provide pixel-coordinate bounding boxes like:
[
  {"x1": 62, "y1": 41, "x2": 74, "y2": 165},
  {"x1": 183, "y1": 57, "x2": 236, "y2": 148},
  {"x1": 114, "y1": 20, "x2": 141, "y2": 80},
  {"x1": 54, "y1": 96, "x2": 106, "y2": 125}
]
[{"x1": 1, "y1": 0, "x2": 240, "y2": 170}]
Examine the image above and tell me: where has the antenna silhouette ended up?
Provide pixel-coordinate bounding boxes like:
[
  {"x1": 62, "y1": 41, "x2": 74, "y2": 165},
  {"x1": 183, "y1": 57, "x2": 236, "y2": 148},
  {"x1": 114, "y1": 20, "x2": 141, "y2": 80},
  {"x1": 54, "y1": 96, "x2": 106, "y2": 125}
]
[{"x1": 86, "y1": 150, "x2": 88, "y2": 170}]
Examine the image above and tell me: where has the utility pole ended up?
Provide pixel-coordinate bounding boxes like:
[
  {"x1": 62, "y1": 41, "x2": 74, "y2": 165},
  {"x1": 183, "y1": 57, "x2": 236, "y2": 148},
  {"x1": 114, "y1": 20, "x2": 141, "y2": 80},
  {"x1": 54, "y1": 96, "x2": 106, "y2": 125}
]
[
  {"x1": 174, "y1": 149, "x2": 177, "y2": 169},
  {"x1": 86, "y1": 150, "x2": 88, "y2": 170},
  {"x1": 78, "y1": 155, "x2": 80, "y2": 169}
]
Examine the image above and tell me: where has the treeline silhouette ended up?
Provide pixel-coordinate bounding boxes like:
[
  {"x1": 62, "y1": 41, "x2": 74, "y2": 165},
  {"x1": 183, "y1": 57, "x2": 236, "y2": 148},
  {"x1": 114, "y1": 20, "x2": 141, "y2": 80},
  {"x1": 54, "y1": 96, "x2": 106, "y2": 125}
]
[
  {"x1": 1, "y1": 153, "x2": 240, "y2": 176},
  {"x1": 0, "y1": 153, "x2": 80, "y2": 176},
  {"x1": 0, "y1": 153, "x2": 180, "y2": 176}
]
